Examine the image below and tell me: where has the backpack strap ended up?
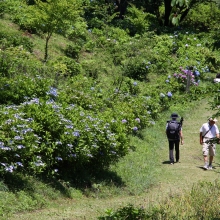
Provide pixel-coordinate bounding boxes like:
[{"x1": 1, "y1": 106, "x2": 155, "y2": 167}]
[{"x1": 203, "y1": 125, "x2": 213, "y2": 139}]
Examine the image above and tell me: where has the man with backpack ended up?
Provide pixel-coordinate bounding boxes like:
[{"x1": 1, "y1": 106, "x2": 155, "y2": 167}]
[
  {"x1": 166, "y1": 113, "x2": 183, "y2": 165},
  {"x1": 200, "y1": 118, "x2": 219, "y2": 170}
]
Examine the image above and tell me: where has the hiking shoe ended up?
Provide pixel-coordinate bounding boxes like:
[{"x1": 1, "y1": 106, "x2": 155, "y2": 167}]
[
  {"x1": 208, "y1": 165, "x2": 213, "y2": 170},
  {"x1": 203, "y1": 165, "x2": 208, "y2": 170},
  {"x1": 170, "y1": 162, "x2": 174, "y2": 165}
]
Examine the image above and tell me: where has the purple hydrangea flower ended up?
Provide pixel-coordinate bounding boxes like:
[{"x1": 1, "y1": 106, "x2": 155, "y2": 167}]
[
  {"x1": 73, "y1": 131, "x2": 80, "y2": 137},
  {"x1": 135, "y1": 118, "x2": 140, "y2": 123}
]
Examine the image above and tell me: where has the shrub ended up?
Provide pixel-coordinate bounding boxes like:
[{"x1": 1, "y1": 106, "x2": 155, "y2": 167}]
[
  {"x1": 66, "y1": 21, "x2": 89, "y2": 46},
  {"x1": 183, "y1": 3, "x2": 220, "y2": 31},
  {"x1": 124, "y1": 5, "x2": 157, "y2": 36},
  {"x1": 0, "y1": 31, "x2": 33, "y2": 52},
  {"x1": 4, "y1": 0, "x2": 37, "y2": 33},
  {"x1": 0, "y1": 74, "x2": 53, "y2": 105},
  {"x1": 64, "y1": 43, "x2": 81, "y2": 59},
  {"x1": 0, "y1": 97, "x2": 130, "y2": 175},
  {"x1": 0, "y1": 46, "x2": 40, "y2": 78},
  {"x1": 123, "y1": 56, "x2": 150, "y2": 80},
  {"x1": 98, "y1": 204, "x2": 147, "y2": 219},
  {"x1": 49, "y1": 56, "x2": 82, "y2": 77}
]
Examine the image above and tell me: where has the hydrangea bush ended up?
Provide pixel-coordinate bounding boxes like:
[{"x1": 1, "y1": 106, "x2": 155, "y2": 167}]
[{"x1": 0, "y1": 75, "x2": 163, "y2": 176}]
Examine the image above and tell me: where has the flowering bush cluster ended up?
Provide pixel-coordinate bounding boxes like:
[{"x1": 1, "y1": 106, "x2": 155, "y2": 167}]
[
  {"x1": 0, "y1": 75, "x2": 162, "y2": 176},
  {"x1": 0, "y1": 97, "x2": 130, "y2": 174},
  {"x1": 173, "y1": 67, "x2": 200, "y2": 90}
]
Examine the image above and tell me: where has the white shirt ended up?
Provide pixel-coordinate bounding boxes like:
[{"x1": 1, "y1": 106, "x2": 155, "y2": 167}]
[
  {"x1": 214, "y1": 78, "x2": 220, "y2": 83},
  {"x1": 200, "y1": 123, "x2": 219, "y2": 138}
]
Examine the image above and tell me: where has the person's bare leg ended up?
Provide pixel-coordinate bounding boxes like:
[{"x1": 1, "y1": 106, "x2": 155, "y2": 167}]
[
  {"x1": 203, "y1": 155, "x2": 208, "y2": 169},
  {"x1": 204, "y1": 155, "x2": 208, "y2": 163}
]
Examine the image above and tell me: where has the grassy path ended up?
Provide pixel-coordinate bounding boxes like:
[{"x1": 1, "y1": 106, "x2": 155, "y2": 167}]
[{"x1": 9, "y1": 99, "x2": 220, "y2": 220}]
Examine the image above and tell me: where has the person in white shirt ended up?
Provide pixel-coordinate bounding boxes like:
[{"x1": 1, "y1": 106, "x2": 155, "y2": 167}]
[{"x1": 200, "y1": 118, "x2": 219, "y2": 170}]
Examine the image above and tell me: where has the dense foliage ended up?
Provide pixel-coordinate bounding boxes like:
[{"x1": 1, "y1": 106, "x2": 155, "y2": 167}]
[
  {"x1": 0, "y1": 0, "x2": 219, "y2": 178},
  {"x1": 0, "y1": 0, "x2": 220, "y2": 217}
]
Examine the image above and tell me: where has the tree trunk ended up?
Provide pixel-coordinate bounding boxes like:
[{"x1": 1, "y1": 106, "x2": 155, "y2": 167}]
[
  {"x1": 115, "y1": 0, "x2": 128, "y2": 19},
  {"x1": 152, "y1": 1, "x2": 163, "y2": 26},
  {"x1": 180, "y1": 8, "x2": 190, "y2": 23},
  {"x1": 44, "y1": 37, "x2": 49, "y2": 62},
  {"x1": 44, "y1": 33, "x2": 52, "y2": 62},
  {"x1": 164, "y1": 0, "x2": 172, "y2": 26}
]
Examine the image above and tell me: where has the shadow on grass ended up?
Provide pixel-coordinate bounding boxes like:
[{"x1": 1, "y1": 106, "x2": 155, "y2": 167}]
[
  {"x1": 197, "y1": 165, "x2": 219, "y2": 172},
  {"x1": 1, "y1": 166, "x2": 126, "y2": 198},
  {"x1": 162, "y1": 160, "x2": 171, "y2": 164}
]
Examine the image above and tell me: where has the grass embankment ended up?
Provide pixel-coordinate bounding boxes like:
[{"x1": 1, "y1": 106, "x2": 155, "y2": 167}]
[{"x1": 6, "y1": 98, "x2": 219, "y2": 220}]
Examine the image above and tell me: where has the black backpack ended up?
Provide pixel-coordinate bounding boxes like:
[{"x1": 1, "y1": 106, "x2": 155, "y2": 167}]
[{"x1": 166, "y1": 120, "x2": 181, "y2": 140}]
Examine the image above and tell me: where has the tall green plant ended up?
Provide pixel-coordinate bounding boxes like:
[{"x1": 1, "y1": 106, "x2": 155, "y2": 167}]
[{"x1": 25, "y1": 0, "x2": 82, "y2": 62}]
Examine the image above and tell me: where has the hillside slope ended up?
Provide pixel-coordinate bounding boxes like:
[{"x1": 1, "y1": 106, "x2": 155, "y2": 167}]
[{"x1": 8, "y1": 99, "x2": 220, "y2": 220}]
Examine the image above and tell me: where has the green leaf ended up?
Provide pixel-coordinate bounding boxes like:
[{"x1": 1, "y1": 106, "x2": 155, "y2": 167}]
[
  {"x1": 171, "y1": 0, "x2": 176, "y2": 7},
  {"x1": 172, "y1": 16, "x2": 179, "y2": 26},
  {"x1": 178, "y1": 0, "x2": 184, "y2": 7}
]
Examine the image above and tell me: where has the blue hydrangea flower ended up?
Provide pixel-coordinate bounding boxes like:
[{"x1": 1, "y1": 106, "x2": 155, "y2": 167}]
[
  {"x1": 55, "y1": 157, "x2": 63, "y2": 161},
  {"x1": 167, "y1": 92, "x2": 172, "y2": 97},
  {"x1": 5, "y1": 165, "x2": 14, "y2": 172},
  {"x1": 73, "y1": 131, "x2": 80, "y2": 137},
  {"x1": 47, "y1": 87, "x2": 58, "y2": 97},
  {"x1": 17, "y1": 145, "x2": 25, "y2": 149},
  {"x1": 14, "y1": 136, "x2": 23, "y2": 140},
  {"x1": 194, "y1": 70, "x2": 200, "y2": 76},
  {"x1": 16, "y1": 162, "x2": 23, "y2": 167}
]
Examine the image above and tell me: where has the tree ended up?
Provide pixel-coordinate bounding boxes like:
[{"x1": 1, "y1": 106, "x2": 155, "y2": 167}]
[
  {"x1": 28, "y1": 0, "x2": 82, "y2": 62},
  {"x1": 99, "y1": 0, "x2": 215, "y2": 27},
  {"x1": 147, "y1": 0, "x2": 215, "y2": 26}
]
